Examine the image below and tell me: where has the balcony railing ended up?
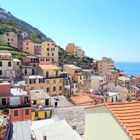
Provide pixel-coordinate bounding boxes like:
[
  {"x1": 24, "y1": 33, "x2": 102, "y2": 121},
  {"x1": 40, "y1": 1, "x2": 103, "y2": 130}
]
[{"x1": 32, "y1": 105, "x2": 54, "y2": 111}]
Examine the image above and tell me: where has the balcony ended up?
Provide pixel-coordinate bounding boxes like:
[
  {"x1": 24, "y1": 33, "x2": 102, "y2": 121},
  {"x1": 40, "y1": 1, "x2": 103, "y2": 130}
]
[
  {"x1": 9, "y1": 102, "x2": 31, "y2": 109},
  {"x1": 32, "y1": 105, "x2": 54, "y2": 112}
]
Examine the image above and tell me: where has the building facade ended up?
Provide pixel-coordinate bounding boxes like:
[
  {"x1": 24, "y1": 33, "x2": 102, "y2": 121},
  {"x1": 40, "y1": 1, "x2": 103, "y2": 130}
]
[
  {"x1": 0, "y1": 32, "x2": 18, "y2": 48},
  {"x1": 0, "y1": 83, "x2": 31, "y2": 122},
  {"x1": 41, "y1": 41, "x2": 58, "y2": 64},
  {"x1": 98, "y1": 57, "x2": 114, "y2": 76},
  {"x1": 0, "y1": 51, "x2": 15, "y2": 78}
]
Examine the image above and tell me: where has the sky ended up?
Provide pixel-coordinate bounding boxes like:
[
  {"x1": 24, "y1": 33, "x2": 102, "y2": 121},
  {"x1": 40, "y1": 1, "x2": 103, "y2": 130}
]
[{"x1": 0, "y1": 0, "x2": 140, "y2": 62}]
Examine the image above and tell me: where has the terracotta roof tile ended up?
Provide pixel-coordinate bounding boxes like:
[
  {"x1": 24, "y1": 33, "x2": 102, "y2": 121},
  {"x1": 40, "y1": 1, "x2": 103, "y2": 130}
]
[
  {"x1": 70, "y1": 95, "x2": 94, "y2": 105},
  {"x1": 107, "y1": 101, "x2": 140, "y2": 140}
]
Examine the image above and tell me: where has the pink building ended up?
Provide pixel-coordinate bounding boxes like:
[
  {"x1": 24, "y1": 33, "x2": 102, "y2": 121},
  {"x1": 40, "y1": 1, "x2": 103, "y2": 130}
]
[
  {"x1": 5, "y1": 32, "x2": 18, "y2": 48},
  {"x1": 38, "y1": 56, "x2": 52, "y2": 65},
  {"x1": 22, "y1": 39, "x2": 35, "y2": 55}
]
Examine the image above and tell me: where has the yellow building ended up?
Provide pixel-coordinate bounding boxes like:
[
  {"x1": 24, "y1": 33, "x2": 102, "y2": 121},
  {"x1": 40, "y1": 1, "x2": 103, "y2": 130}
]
[
  {"x1": 63, "y1": 64, "x2": 86, "y2": 85},
  {"x1": 41, "y1": 41, "x2": 58, "y2": 64},
  {"x1": 30, "y1": 89, "x2": 54, "y2": 121},
  {"x1": 25, "y1": 65, "x2": 64, "y2": 96}
]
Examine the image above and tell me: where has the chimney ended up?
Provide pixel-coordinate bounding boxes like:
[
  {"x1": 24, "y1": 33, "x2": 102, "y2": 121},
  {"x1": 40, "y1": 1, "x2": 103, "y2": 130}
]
[{"x1": 43, "y1": 136, "x2": 47, "y2": 140}]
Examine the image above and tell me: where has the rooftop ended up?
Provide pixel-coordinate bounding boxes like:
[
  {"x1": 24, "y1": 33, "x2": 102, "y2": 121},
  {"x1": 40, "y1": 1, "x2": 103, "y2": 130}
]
[
  {"x1": 32, "y1": 120, "x2": 82, "y2": 140},
  {"x1": 9, "y1": 120, "x2": 31, "y2": 140},
  {"x1": 56, "y1": 106, "x2": 85, "y2": 135},
  {"x1": 118, "y1": 76, "x2": 131, "y2": 81},
  {"x1": 90, "y1": 75, "x2": 104, "y2": 80},
  {"x1": 70, "y1": 94, "x2": 94, "y2": 105},
  {"x1": 30, "y1": 89, "x2": 50, "y2": 100},
  {"x1": 39, "y1": 64, "x2": 60, "y2": 70},
  {"x1": 24, "y1": 75, "x2": 44, "y2": 79},
  {"x1": 0, "y1": 50, "x2": 12, "y2": 56},
  {"x1": 11, "y1": 88, "x2": 28, "y2": 96},
  {"x1": 26, "y1": 55, "x2": 38, "y2": 59},
  {"x1": 107, "y1": 92, "x2": 120, "y2": 97},
  {"x1": 107, "y1": 101, "x2": 140, "y2": 140},
  {"x1": 85, "y1": 106, "x2": 131, "y2": 140},
  {"x1": 64, "y1": 64, "x2": 82, "y2": 70},
  {"x1": 13, "y1": 58, "x2": 21, "y2": 62},
  {"x1": 0, "y1": 88, "x2": 28, "y2": 97},
  {"x1": 51, "y1": 95, "x2": 74, "y2": 107}
]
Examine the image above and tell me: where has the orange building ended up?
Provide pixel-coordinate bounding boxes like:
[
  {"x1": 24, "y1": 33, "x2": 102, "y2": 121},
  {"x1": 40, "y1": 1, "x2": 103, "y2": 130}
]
[
  {"x1": 24, "y1": 65, "x2": 64, "y2": 96},
  {"x1": 0, "y1": 83, "x2": 31, "y2": 122},
  {"x1": 66, "y1": 43, "x2": 75, "y2": 54}
]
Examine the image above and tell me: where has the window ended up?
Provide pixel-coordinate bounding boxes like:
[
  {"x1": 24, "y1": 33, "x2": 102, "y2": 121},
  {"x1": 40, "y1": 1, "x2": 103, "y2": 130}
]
[
  {"x1": 25, "y1": 109, "x2": 29, "y2": 115},
  {"x1": 26, "y1": 42, "x2": 28, "y2": 45},
  {"x1": 52, "y1": 53, "x2": 54, "y2": 56},
  {"x1": 52, "y1": 58, "x2": 54, "y2": 62},
  {"x1": 56, "y1": 71, "x2": 58, "y2": 76},
  {"x1": 8, "y1": 38, "x2": 10, "y2": 41},
  {"x1": 53, "y1": 80, "x2": 56, "y2": 83},
  {"x1": 2, "y1": 98, "x2": 6, "y2": 106},
  {"x1": 59, "y1": 86, "x2": 62, "y2": 91},
  {"x1": 53, "y1": 87, "x2": 56, "y2": 91},
  {"x1": 6, "y1": 33, "x2": 9, "y2": 36},
  {"x1": 25, "y1": 69, "x2": 27, "y2": 75},
  {"x1": 24, "y1": 96, "x2": 28, "y2": 104},
  {"x1": 46, "y1": 71, "x2": 49, "y2": 77},
  {"x1": 46, "y1": 87, "x2": 49, "y2": 92},
  {"x1": 0, "y1": 61, "x2": 2, "y2": 66},
  {"x1": 11, "y1": 39, "x2": 13, "y2": 41},
  {"x1": 47, "y1": 53, "x2": 49, "y2": 56},
  {"x1": 0, "y1": 70, "x2": 2, "y2": 75},
  {"x1": 14, "y1": 110, "x2": 18, "y2": 117},
  {"x1": 17, "y1": 62, "x2": 19, "y2": 66},
  {"x1": 8, "y1": 61, "x2": 11, "y2": 67},
  {"x1": 33, "y1": 100, "x2": 36, "y2": 105},
  {"x1": 27, "y1": 47, "x2": 28, "y2": 50},
  {"x1": 35, "y1": 112, "x2": 38, "y2": 117},
  {"x1": 47, "y1": 48, "x2": 49, "y2": 51},
  {"x1": 60, "y1": 79, "x2": 62, "y2": 83}
]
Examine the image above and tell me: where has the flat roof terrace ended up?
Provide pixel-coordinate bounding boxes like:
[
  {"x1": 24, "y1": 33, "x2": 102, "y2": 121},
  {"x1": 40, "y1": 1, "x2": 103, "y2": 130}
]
[{"x1": 84, "y1": 106, "x2": 131, "y2": 140}]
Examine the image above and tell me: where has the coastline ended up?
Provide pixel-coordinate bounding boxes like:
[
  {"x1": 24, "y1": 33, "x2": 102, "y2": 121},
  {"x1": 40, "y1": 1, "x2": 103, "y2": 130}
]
[{"x1": 115, "y1": 62, "x2": 140, "y2": 76}]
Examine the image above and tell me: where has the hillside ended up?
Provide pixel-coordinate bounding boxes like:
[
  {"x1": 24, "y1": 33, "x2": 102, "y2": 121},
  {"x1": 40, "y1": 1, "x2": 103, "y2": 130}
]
[
  {"x1": 0, "y1": 45, "x2": 28, "y2": 60},
  {"x1": 0, "y1": 8, "x2": 52, "y2": 43},
  {"x1": 0, "y1": 8, "x2": 93, "y2": 69}
]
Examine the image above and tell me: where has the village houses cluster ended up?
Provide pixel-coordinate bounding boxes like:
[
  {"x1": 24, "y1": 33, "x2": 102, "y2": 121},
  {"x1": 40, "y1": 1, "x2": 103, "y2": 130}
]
[{"x1": 0, "y1": 31, "x2": 140, "y2": 140}]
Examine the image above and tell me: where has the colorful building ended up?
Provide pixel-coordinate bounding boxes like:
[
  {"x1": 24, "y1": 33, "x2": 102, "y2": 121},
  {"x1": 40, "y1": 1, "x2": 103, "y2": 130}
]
[
  {"x1": 0, "y1": 32, "x2": 18, "y2": 48},
  {"x1": 24, "y1": 65, "x2": 64, "y2": 96},
  {"x1": 22, "y1": 56, "x2": 39, "y2": 76},
  {"x1": 98, "y1": 57, "x2": 114, "y2": 76},
  {"x1": 0, "y1": 83, "x2": 31, "y2": 122},
  {"x1": 0, "y1": 50, "x2": 15, "y2": 78},
  {"x1": 66, "y1": 43, "x2": 85, "y2": 58},
  {"x1": 41, "y1": 41, "x2": 59, "y2": 64},
  {"x1": 22, "y1": 39, "x2": 35, "y2": 55},
  {"x1": 63, "y1": 64, "x2": 86, "y2": 85},
  {"x1": 30, "y1": 89, "x2": 54, "y2": 121},
  {"x1": 13, "y1": 58, "x2": 22, "y2": 77},
  {"x1": 66, "y1": 43, "x2": 75, "y2": 54}
]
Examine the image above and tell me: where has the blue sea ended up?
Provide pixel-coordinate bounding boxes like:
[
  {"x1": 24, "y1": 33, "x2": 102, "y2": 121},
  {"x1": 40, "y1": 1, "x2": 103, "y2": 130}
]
[{"x1": 115, "y1": 62, "x2": 140, "y2": 76}]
